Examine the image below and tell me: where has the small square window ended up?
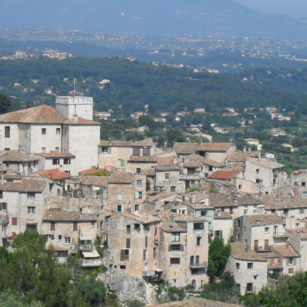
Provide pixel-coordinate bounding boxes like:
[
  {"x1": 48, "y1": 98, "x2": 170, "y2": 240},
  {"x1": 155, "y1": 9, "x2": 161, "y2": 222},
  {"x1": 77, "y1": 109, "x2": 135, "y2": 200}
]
[
  {"x1": 56, "y1": 128, "x2": 61, "y2": 134},
  {"x1": 27, "y1": 206, "x2": 35, "y2": 214},
  {"x1": 65, "y1": 237, "x2": 71, "y2": 244},
  {"x1": 50, "y1": 222, "x2": 55, "y2": 231},
  {"x1": 170, "y1": 258, "x2": 180, "y2": 264},
  {"x1": 136, "y1": 168, "x2": 141, "y2": 174},
  {"x1": 165, "y1": 173, "x2": 170, "y2": 179},
  {"x1": 42, "y1": 147, "x2": 46, "y2": 153},
  {"x1": 247, "y1": 263, "x2": 253, "y2": 269},
  {"x1": 236, "y1": 263, "x2": 240, "y2": 269},
  {"x1": 265, "y1": 227, "x2": 270, "y2": 233},
  {"x1": 41, "y1": 128, "x2": 46, "y2": 135},
  {"x1": 12, "y1": 217, "x2": 17, "y2": 225},
  {"x1": 52, "y1": 159, "x2": 59, "y2": 165}
]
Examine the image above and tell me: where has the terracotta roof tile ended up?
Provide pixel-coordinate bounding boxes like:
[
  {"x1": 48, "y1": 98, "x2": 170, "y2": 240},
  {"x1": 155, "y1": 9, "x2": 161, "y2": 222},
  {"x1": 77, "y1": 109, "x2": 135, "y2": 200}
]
[
  {"x1": 128, "y1": 155, "x2": 157, "y2": 163},
  {"x1": 36, "y1": 152, "x2": 75, "y2": 158},
  {"x1": 228, "y1": 151, "x2": 259, "y2": 162},
  {"x1": 247, "y1": 158, "x2": 284, "y2": 169},
  {"x1": 43, "y1": 208, "x2": 96, "y2": 222},
  {"x1": 231, "y1": 242, "x2": 267, "y2": 261},
  {"x1": 197, "y1": 142, "x2": 233, "y2": 152},
  {"x1": 245, "y1": 214, "x2": 284, "y2": 226},
  {"x1": 208, "y1": 169, "x2": 240, "y2": 180},
  {"x1": 39, "y1": 169, "x2": 71, "y2": 181},
  {"x1": 272, "y1": 244, "x2": 299, "y2": 258},
  {"x1": 173, "y1": 142, "x2": 198, "y2": 155},
  {"x1": 0, "y1": 178, "x2": 47, "y2": 192},
  {"x1": 0, "y1": 151, "x2": 39, "y2": 162}
]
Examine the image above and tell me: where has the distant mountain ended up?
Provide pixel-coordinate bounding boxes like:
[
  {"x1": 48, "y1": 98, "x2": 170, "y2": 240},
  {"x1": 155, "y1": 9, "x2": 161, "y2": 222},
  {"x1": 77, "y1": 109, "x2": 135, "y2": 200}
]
[{"x1": 0, "y1": 0, "x2": 306, "y2": 39}]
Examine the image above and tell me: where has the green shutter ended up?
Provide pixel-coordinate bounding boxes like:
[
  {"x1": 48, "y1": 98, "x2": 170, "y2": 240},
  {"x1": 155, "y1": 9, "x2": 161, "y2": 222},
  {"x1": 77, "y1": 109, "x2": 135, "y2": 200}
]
[{"x1": 107, "y1": 147, "x2": 112, "y2": 154}]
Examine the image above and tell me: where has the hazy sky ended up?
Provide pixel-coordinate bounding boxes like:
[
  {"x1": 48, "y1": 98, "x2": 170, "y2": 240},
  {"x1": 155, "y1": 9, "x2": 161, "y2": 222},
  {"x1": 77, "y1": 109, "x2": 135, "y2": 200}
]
[{"x1": 236, "y1": 0, "x2": 307, "y2": 18}]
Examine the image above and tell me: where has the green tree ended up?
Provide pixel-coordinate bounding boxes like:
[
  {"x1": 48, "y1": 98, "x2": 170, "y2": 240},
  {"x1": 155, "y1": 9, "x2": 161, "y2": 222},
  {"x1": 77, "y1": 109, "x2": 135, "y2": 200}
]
[
  {"x1": 0, "y1": 94, "x2": 13, "y2": 114},
  {"x1": 207, "y1": 237, "x2": 231, "y2": 283}
]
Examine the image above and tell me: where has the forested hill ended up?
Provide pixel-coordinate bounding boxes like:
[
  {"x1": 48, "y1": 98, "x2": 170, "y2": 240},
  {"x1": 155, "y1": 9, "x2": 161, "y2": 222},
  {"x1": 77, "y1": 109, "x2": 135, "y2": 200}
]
[{"x1": 0, "y1": 57, "x2": 306, "y2": 114}]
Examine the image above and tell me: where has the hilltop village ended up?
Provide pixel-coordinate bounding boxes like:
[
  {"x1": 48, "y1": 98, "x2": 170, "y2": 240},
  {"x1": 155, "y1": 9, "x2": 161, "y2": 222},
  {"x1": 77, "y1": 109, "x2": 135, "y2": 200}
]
[{"x1": 0, "y1": 94, "x2": 306, "y2": 304}]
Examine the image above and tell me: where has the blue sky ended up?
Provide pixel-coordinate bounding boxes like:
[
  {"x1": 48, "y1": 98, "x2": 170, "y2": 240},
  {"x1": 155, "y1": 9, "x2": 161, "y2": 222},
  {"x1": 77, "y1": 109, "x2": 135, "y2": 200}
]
[{"x1": 236, "y1": 0, "x2": 307, "y2": 18}]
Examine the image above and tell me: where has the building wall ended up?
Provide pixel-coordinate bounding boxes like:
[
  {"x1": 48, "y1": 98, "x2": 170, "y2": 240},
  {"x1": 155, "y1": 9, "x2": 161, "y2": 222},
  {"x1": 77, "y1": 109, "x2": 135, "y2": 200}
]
[
  {"x1": 155, "y1": 170, "x2": 185, "y2": 194},
  {"x1": 56, "y1": 96, "x2": 94, "y2": 121},
  {"x1": 27, "y1": 124, "x2": 62, "y2": 154},
  {"x1": 127, "y1": 162, "x2": 156, "y2": 174},
  {"x1": 98, "y1": 147, "x2": 132, "y2": 169},
  {"x1": 213, "y1": 218, "x2": 233, "y2": 243},
  {"x1": 38, "y1": 157, "x2": 76, "y2": 176},
  {"x1": 0, "y1": 123, "x2": 19, "y2": 151},
  {"x1": 62, "y1": 125, "x2": 100, "y2": 173},
  {"x1": 226, "y1": 256, "x2": 267, "y2": 295}
]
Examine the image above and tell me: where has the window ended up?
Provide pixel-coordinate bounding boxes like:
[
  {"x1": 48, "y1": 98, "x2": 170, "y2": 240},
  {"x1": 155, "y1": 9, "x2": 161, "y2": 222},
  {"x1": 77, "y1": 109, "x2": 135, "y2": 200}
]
[
  {"x1": 288, "y1": 257, "x2": 293, "y2": 265},
  {"x1": 256, "y1": 169, "x2": 259, "y2": 174},
  {"x1": 143, "y1": 148, "x2": 150, "y2": 156},
  {"x1": 194, "y1": 223, "x2": 204, "y2": 230},
  {"x1": 247, "y1": 263, "x2": 253, "y2": 269},
  {"x1": 145, "y1": 236, "x2": 148, "y2": 248},
  {"x1": 136, "y1": 191, "x2": 142, "y2": 199},
  {"x1": 134, "y1": 223, "x2": 141, "y2": 231},
  {"x1": 238, "y1": 184, "x2": 242, "y2": 190},
  {"x1": 120, "y1": 265, "x2": 126, "y2": 270},
  {"x1": 170, "y1": 186, "x2": 176, "y2": 193},
  {"x1": 136, "y1": 180, "x2": 143, "y2": 187},
  {"x1": 302, "y1": 182, "x2": 306, "y2": 187},
  {"x1": 246, "y1": 283, "x2": 253, "y2": 292},
  {"x1": 117, "y1": 204, "x2": 123, "y2": 212},
  {"x1": 65, "y1": 236, "x2": 71, "y2": 244},
  {"x1": 236, "y1": 263, "x2": 240, "y2": 269},
  {"x1": 73, "y1": 222, "x2": 77, "y2": 231},
  {"x1": 58, "y1": 235, "x2": 62, "y2": 240},
  {"x1": 47, "y1": 234, "x2": 54, "y2": 240},
  {"x1": 27, "y1": 206, "x2": 35, "y2": 214},
  {"x1": 133, "y1": 148, "x2": 140, "y2": 156},
  {"x1": 265, "y1": 227, "x2": 270, "y2": 233},
  {"x1": 136, "y1": 168, "x2": 141, "y2": 174},
  {"x1": 55, "y1": 147, "x2": 60, "y2": 152},
  {"x1": 299, "y1": 208, "x2": 304, "y2": 214},
  {"x1": 135, "y1": 204, "x2": 140, "y2": 211},
  {"x1": 56, "y1": 128, "x2": 61, "y2": 134},
  {"x1": 63, "y1": 158, "x2": 71, "y2": 165},
  {"x1": 170, "y1": 258, "x2": 180, "y2": 265},
  {"x1": 120, "y1": 249, "x2": 129, "y2": 261},
  {"x1": 41, "y1": 128, "x2": 46, "y2": 135},
  {"x1": 0, "y1": 203, "x2": 6, "y2": 210},
  {"x1": 50, "y1": 222, "x2": 55, "y2": 231},
  {"x1": 171, "y1": 232, "x2": 180, "y2": 242},
  {"x1": 117, "y1": 194, "x2": 122, "y2": 201},
  {"x1": 12, "y1": 217, "x2": 17, "y2": 225},
  {"x1": 196, "y1": 236, "x2": 203, "y2": 246},
  {"x1": 126, "y1": 238, "x2": 131, "y2": 248},
  {"x1": 42, "y1": 147, "x2": 46, "y2": 153},
  {"x1": 4, "y1": 126, "x2": 10, "y2": 138},
  {"x1": 101, "y1": 146, "x2": 108, "y2": 153},
  {"x1": 27, "y1": 192, "x2": 35, "y2": 200},
  {"x1": 127, "y1": 225, "x2": 131, "y2": 234},
  {"x1": 0, "y1": 191, "x2": 3, "y2": 198},
  {"x1": 165, "y1": 173, "x2": 170, "y2": 179},
  {"x1": 4, "y1": 148, "x2": 9, "y2": 151},
  {"x1": 118, "y1": 159, "x2": 125, "y2": 166},
  {"x1": 288, "y1": 268, "x2": 294, "y2": 274},
  {"x1": 52, "y1": 158, "x2": 59, "y2": 165}
]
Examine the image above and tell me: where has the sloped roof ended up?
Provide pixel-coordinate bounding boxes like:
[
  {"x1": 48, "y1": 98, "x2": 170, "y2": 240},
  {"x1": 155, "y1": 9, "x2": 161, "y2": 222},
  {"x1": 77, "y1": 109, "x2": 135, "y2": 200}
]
[
  {"x1": 128, "y1": 155, "x2": 157, "y2": 163},
  {"x1": 197, "y1": 142, "x2": 233, "y2": 152},
  {"x1": 208, "y1": 169, "x2": 240, "y2": 180},
  {"x1": 0, "y1": 151, "x2": 39, "y2": 162},
  {"x1": 0, "y1": 105, "x2": 65, "y2": 124},
  {"x1": 228, "y1": 151, "x2": 259, "y2": 162},
  {"x1": 272, "y1": 244, "x2": 299, "y2": 258},
  {"x1": 36, "y1": 152, "x2": 75, "y2": 158},
  {"x1": 209, "y1": 193, "x2": 235, "y2": 208},
  {"x1": 0, "y1": 178, "x2": 47, "y2": 192},
  {"x1": 43, "y1": 208, "x2": 96, "y2": 222},
  {"x1": 247, "y1": 158, "x2": 284, "y2": 169},
  {"x1": 39, "y1": 169, "x2": 71, "y2": 181},
  {"x1": 245, "y1": 214, "x2": 284, "y2": 226},
  {"x1": 0, "y1": 105, "x2": 99, "y2": 125},
  {"x1": 173, "y1": 142, "x2": 198, "y2": 155},
  {"x1": 231, "y1": 242, "x2": 267, "y2": 262}
]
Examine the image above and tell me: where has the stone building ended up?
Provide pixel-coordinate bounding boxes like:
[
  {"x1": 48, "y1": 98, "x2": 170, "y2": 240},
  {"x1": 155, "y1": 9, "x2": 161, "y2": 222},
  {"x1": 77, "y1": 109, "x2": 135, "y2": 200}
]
[
  {"x1": 244, "y1": 157, "x2": 286, "y2": 194},
  {"x1": 0, "y1": 177, "x2": 62, "y2": 247},
  {"x1": 226, "y1": 242, "x2": 267, "y2": 295},
  {"x1": 234, "y1": 215, "x2": 285, "y2": 251},
  {"x1": 0, "y1": 94, "x2": 100, "y2": 175},
  {"x1": 196, "y1": 143, "x2": 236, "y2": 163}
]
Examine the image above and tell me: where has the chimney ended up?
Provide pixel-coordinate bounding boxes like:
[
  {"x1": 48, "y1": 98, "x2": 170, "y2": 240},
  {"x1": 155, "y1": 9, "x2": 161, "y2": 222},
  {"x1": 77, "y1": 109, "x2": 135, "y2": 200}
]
[{"x1": 191, "y1": 194, "x2": 196, "y2": 204}]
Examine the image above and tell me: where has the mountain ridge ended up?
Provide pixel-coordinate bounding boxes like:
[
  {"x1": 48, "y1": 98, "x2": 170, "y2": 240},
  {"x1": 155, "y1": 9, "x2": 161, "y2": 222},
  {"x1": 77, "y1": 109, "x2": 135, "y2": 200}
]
[{"x1": 0, "y1": 0, "x2": 306, "y2": 39}]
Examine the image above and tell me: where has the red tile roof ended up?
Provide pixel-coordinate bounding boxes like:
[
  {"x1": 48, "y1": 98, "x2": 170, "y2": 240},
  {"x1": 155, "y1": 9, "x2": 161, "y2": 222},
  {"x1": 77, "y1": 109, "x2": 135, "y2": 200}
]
[
  {"x1": 208, "y1": 169, "x2": 240, "y2": 180},
  {"x1": 36, "y1": 152, "x2": 75, "y2": 158},
  {"x1": 0, "y1": 105, "x2": 99, "y2": 125},
  {"x1": 39, "y1": 169, "x2": 71, "y2": 180},
  {"x1": 79, "y1": 168, "x2": 106, "y2": 175}
]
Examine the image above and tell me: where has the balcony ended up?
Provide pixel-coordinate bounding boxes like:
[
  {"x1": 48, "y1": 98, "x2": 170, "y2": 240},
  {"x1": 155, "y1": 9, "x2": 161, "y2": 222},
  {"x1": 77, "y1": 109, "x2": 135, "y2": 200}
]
[
  {"x1": 168, "y1": 244, "x2": 184, "y2": 252},
  {"x1": 82, "y1": 257, "x2": 103, "y2": 268},
  {"x1": 143, "y1": 269, "x2": 164, "y2": 283},
  {"x1": 273, "y1": 231, "x2": 288, "y2": 239},
  {"x1": 190, "y1": 261, "x2": 208, "y2": 269}
]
